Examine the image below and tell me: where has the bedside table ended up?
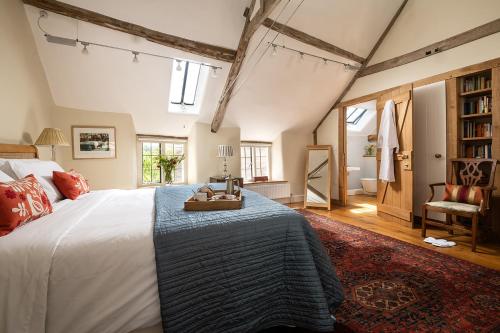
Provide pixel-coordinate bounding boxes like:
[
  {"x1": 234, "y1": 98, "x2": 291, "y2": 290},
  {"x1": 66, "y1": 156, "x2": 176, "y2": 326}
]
[{"x1": 209, "y1": 176, "x2": 244, "y2": 188}]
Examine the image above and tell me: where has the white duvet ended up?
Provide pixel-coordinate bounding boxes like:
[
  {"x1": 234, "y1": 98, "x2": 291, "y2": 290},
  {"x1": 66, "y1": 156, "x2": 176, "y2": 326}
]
[{"x1": 0, "y1": 189, "x2": 161, "y2": 333}]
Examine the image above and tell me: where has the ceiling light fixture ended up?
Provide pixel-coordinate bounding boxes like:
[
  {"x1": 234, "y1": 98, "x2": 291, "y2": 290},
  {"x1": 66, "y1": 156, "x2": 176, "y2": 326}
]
[
  {"x1": 211, "y1": 66, "x2": 218, "y2": 78},
  {"x1": 37, "y1": 11, "x2": 222, "y2": 72},
  {"x1": 268, "y1": 42, "x2": 361, "y2": 71},
  {"x1": 81, "y1": 41, "x2": 89, "y2": 55},
  {"x1": 132, "y1": 51, "x2": 139, "y2": 63},
  {"x1": 272, "y1": 45, "x2": 277, "y2": 56},
  {"x1": 176, "y1": 60, "x2": 183, "y2": 71}
]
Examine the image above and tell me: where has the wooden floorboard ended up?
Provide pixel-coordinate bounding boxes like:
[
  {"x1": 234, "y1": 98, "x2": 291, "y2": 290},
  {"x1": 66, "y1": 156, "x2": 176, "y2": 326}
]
[{"x1": 290, "y1": 195, "x2": 500, "y2": 271}]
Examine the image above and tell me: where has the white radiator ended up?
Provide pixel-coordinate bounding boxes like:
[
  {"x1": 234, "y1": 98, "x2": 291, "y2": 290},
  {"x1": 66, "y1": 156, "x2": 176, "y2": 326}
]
[{"x1": 245, "y1": 181, "x2": 290, "y2": 200}]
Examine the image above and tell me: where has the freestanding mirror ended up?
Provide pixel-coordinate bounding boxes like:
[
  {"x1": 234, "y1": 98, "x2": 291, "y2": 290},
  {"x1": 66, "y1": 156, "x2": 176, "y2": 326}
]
[{"x1": 304, "y1": 145, "x2": 332, "y2": 210}]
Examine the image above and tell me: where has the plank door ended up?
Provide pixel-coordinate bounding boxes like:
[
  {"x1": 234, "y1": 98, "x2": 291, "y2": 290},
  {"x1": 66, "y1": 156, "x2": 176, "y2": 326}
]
[{"x1": 376, "y1": 85, "x2": 414, "y2": 227}]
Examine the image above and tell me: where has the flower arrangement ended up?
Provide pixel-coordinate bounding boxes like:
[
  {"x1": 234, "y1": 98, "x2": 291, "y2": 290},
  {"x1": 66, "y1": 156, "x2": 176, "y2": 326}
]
[{"x1": 157, "y1": 155, "x2": 185, "y2": 184}]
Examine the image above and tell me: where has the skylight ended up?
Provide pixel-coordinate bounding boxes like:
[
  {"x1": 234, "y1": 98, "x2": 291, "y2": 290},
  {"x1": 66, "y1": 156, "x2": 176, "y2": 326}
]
[
  {"x1": 169, "y1": 60, "x2": 201, "y2": 110},
  {"x1": 346, "y1": 108, "x2": 367, "y2": 125}
]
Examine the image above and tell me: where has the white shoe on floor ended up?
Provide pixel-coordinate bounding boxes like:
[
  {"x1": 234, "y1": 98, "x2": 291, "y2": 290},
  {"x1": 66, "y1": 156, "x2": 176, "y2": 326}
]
[
  {"x1": 432, "y1": 239, "x2": 456, "y2": 247},
  {"x1": 424, "y1": 237, "x2": 436, "y2": 244},
  {"x1": 423, "y1": 237, "x2": 456, "y2": 247}
]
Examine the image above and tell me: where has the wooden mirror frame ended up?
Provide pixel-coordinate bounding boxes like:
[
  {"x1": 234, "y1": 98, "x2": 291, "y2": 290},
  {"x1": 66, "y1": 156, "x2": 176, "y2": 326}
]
[{"x1": 304, "y1": 145, "x2": 333, "y2": 210}]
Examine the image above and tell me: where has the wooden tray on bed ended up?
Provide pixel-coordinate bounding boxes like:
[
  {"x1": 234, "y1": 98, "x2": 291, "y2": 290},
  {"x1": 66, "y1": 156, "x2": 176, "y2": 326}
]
[{"x1": 184, "y1": 190, "x2": 242, "y2": 211}]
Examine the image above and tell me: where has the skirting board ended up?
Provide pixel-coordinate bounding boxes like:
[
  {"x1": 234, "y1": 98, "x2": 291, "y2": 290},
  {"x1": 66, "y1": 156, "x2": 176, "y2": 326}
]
[
  {"x1": 275, "y1": 194, "x2": 304, "y2": 204},
  {"x1": 347, "y1": 188, "x2": 365, "y2": 195}
]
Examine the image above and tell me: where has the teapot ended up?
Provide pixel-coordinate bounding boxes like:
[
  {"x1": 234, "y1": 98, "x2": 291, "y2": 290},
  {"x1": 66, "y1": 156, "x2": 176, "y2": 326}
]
[{"x1": 225, "y1": 175, "x2": 240, "y2": 195}]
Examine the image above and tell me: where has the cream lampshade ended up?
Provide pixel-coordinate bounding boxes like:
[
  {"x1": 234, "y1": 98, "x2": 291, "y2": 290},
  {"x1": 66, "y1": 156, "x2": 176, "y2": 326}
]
[
  {"x1": 217, "y1": 145, "x2": 233, "y2": 177},
  {"x1": 34, "y1": 128, "x2": 70, "y2": 161}
]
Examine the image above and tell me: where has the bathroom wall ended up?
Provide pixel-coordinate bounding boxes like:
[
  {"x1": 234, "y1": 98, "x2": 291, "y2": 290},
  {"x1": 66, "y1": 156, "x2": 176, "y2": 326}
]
[
  {"x1": 347, "y1": 136, "x2": 377, "y2": 191},
  {"x1": 346, "y1": 107, "x2": 377, "y2": 193}
]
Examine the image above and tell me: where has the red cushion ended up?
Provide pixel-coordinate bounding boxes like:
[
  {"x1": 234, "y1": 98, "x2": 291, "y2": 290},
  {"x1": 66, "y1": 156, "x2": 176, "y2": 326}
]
[
  {"x1": 53, "y1": 170, "x2": 90, "y2": 200},
  {"x1": 443, "y1": 183, "x2": 483, "y2": 205},
  {"x1": 0, "y1": 174, "x2": 53, "y2": 236}
]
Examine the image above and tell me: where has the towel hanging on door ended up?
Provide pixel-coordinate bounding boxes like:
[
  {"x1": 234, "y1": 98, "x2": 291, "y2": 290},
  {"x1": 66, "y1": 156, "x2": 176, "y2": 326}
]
[{"x1": 377, "y1": 100, "x2": 399, "y2": 182}]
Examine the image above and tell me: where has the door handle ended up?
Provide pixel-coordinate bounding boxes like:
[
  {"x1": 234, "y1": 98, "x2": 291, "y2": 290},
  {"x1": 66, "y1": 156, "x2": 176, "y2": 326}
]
[
  {"x1": 434, "y1": 153, "x2": 442, "y2": 159},
  {"x1": 396, "y1": 153, "x2": 409, "y2": 159}
]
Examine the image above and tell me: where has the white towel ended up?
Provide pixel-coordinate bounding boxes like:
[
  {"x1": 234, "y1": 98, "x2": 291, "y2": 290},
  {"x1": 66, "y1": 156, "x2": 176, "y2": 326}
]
[{"x1": 377, "y1": 100, "x2": 399, "y2": 182}]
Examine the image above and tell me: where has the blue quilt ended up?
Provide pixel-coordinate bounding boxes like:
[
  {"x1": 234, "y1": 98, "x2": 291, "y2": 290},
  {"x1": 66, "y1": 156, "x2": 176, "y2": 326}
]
[{"x1": 153, "y1": 185, "x2": 343, "y2": 332}]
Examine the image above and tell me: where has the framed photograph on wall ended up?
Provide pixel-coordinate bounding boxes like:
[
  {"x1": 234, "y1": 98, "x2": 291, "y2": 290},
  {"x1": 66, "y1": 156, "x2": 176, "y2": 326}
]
[{"x1": 72, "y1": 126, "x2": 116, "y2": 159}]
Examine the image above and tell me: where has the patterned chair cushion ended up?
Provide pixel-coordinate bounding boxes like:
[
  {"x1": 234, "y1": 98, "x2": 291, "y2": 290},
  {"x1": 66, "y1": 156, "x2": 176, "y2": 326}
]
[
  {"x1": 426, "y1": 200, "x2": 479, "y2": 213},
  {"x1": 443, "y1": 184, "x2": 483, "y2": 205}
]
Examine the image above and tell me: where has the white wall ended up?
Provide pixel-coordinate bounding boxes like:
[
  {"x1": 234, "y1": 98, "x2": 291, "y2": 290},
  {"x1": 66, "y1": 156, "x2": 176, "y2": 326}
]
[
  {"x1": 187, "y1": 123, "x2": 241, "y2": 184},
  {"x1": 272, "y1": 129, "x2": 312, "y2": 201},
  {"x1": 52, "y1": 106, "x2": 137, "y2": 190},
  {"x1": 315, "y1": 110, "x2": 339, "y2": 200},
  {"x1": 345, "y1": 0, "x2": 500, "y2": 100},
  {"x1": 347, "y1": 136, "x2": 376, "y2": 190},
  {"x1": 413, "y1": 81, "x2": 447, "y2": 220},
  {"x1": 0, "y1": 0, "x2": 54, "y2": 160}
]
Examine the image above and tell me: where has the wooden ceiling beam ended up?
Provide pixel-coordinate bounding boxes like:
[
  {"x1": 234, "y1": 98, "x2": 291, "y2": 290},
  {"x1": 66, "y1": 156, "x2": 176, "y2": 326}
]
[
  {"x1": 262, "y1": 18, "x2": 365, "y2": 64},
  {"x1": 313, "y1": 0, "x2": 408, "y2": 137},
  {"x1": 211, "y1": 0, "x2": 282, "y2": 133},
  {"x1": 23, "y1": 0, "x2": 237, "y2": 62},
  {"x1": 359, "y1": 18, "x2": 500, "y2": 77}
]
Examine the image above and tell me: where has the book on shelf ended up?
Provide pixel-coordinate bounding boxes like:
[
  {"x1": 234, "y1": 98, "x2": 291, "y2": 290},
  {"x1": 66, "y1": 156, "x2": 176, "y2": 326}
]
[
  {"x1": 462, "y1": 120, "x2": 492, "y2": 138},
  {"x1": 462, "y1": 95, "x2": 492, "y2": 115},
  {"x1": 462, "y1": 75, "x2": 492, "y2": 92},
  {"x1": 462, "y1": 143, "x2": 492, "y2": 159}
]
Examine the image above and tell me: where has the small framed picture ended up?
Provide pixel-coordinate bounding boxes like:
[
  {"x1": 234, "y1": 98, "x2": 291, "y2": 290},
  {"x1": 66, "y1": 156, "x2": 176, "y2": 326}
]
[{"x1": 72, "y1": 126, "x2": 116, "y2": 159}]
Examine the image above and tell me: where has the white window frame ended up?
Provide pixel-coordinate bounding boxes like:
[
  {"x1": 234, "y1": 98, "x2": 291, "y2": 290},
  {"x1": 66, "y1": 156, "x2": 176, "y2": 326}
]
[
  {"x1": 240, "y1": 142, "x2": 272, "y2": 182},
  {"x1": 168, "y1": 60, "x2": 209, "y2": 115},
  {"x1": 137, "y1": 135, "x2": 188, "y2": 186}
]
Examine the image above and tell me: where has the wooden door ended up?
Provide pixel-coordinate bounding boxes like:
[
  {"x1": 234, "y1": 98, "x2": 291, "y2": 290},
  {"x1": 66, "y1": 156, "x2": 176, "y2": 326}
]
[{"x1": 376, "y1": 85, "x2": 414, "y2": 227}]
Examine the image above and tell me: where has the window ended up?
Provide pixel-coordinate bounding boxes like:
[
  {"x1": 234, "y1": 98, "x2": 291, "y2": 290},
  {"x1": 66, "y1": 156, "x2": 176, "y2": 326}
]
[
  {"x1": 169, "y1": 61, "x2": 201, "y2": 106},
  {"x1": 138, "y1": 138, "x2": 186, "y2": 185},
  {"x1": 240, "y1": 143, "x2": 271, "y2": 182},
  {"x1": 346, "y1": 108, "x2": 367, "y2": 125}
]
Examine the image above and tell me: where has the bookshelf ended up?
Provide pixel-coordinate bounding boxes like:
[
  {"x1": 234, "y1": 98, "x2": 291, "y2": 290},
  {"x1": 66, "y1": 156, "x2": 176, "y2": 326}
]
[
  {"x1": 458, "y1": 70, "x2": 493, "y2": 159},
  {"x1": 446, "y1": 65, "x2": 499, "y2": 238}
]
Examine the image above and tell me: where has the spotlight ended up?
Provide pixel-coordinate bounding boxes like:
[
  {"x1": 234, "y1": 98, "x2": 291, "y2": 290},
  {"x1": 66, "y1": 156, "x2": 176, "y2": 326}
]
[
  {"x1": 211, "y1": 67, "x2": 218, "y2": 78},
  {"x1": 132, "y1": 51, "x2": 139, "y2": 63},
  {"x1": 176, "y1": 60, "x2": 182, "y2": 71},
  {"x1": 81, "y1": 42, "x2": 89, "y2": 55}
]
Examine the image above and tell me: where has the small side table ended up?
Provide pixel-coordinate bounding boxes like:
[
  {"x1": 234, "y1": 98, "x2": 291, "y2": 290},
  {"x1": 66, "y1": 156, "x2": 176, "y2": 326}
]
[{"x1": 209, "y1": 176, "x2": 244, "y2": 188}]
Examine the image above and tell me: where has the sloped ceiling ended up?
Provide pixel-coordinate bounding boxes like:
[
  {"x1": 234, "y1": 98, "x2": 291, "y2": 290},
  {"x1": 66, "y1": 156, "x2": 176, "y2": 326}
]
[{"x1": 24, "y1": 0, "x2": 403, "y2": 140}]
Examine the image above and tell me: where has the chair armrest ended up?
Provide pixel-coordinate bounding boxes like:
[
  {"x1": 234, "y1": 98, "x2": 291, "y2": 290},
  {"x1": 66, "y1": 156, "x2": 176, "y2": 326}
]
[
  {"x1": 429, "y1": 182, "x2": 446, "y2": 188},
  {"x1": 427, "y1": 183, "x2": 445, "y2": 202}
]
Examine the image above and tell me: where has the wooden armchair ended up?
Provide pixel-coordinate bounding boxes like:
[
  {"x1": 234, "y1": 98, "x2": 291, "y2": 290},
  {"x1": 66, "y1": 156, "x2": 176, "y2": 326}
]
[{"x1": 422, "y1": 158, "x2": 498, "y2": 252}]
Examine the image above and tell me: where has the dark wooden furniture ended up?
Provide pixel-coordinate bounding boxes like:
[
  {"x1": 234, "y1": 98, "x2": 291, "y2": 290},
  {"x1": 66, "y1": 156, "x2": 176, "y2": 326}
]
[
  {"x1": 209, "y1": 176, "x2": 244, "y2": 188},
  {"x1": 422, "y1": 158, "x2": 498, "y2": 251}
]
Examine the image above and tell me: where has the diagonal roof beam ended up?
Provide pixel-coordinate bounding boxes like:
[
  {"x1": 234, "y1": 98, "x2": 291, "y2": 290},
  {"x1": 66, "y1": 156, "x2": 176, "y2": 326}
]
[
  {"x1": 359, "y1": 18, "x2": 500, "y2": 77},
  {"x1": 211, "y1": 0, "x2": 282, "y2": 133},
  {"x1": 262, "y1": 18, "x2": 365, "y2": 64},
  {"x1": 313, "y1": 0, "x2": 408, "y2": 137},
  {"x1": 23, "y1": 0, "x2": 236, "y2": 62}
]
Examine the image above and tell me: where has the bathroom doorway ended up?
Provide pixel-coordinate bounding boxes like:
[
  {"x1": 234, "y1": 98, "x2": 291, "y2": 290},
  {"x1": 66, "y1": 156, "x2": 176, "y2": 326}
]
[{"x1": 343, "y1": 100, "x2": 378, "y2": 213}]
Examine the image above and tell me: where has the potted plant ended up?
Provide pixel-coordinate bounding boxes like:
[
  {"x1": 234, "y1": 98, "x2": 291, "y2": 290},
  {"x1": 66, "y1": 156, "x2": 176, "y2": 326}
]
[{"x1": 157, "y1": 155, "x2": 184, "y2": 184}]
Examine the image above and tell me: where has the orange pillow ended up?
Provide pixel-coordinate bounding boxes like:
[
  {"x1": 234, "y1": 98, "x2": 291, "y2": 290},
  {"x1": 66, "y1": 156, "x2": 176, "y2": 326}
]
[
  {"x1": 443, "y1": 184, "x2": 483, "y2": 205},
  {"x1": 53, "y1": 170, "x2": 90, "y2": 200},
  {"x1": 0, "y1": 174, "x2": 53, "y2": 236}
]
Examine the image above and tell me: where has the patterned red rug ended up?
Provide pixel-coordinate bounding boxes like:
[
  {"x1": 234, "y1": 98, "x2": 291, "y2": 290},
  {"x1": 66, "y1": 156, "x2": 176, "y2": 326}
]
[{"x1": 296, "y1": 210, "x2": 500, "y2": 333}]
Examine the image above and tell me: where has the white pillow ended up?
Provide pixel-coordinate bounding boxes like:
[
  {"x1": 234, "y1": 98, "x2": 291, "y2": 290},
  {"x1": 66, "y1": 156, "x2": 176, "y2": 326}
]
[
  {"x1": 8, "y1": 159, "x2": 64, "y2": 203},
  {"x1": 0, "y1": 159, "x2": 18, "y2": 179},
  {"x1": 0, "y1": 170, "x2": 14, "y2": 183}
]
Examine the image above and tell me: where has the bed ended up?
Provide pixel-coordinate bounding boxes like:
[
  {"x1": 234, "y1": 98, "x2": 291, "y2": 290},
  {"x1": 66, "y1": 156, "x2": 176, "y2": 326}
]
[{"x1": 0, "y1": 144, "x2": 343, "y2": 333}]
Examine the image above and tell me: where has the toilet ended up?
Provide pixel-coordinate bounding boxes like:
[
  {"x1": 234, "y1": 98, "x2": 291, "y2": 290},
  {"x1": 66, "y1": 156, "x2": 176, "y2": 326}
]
[{"x1": 360, "y1": 178, "x2": 377, "y2": 195}]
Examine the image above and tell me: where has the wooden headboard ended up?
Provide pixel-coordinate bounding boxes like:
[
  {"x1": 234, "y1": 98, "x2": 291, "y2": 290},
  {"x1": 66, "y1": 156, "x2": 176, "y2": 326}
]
[{"x1": 0, "y1": 144, "x2": 38, "y2": 159}]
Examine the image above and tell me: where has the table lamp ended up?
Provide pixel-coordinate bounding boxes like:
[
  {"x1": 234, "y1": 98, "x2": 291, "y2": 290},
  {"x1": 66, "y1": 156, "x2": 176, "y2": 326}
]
[
  {"x1": 217, "y1": 145, "x2": 233, "y2": 178},
  {"x1": 35, "y1": 128, "x2": 70, "y2": 161}
]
